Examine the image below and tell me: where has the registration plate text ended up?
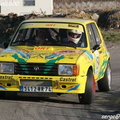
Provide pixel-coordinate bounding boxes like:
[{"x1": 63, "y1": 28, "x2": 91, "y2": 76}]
[{"x1": 20, "y1": 86, "x2": 52, "y2": 92}]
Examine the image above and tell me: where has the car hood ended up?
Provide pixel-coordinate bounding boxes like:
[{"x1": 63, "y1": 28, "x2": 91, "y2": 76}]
[{"x1": 0, "y1": 46, "x2": 88, "y2": 64}]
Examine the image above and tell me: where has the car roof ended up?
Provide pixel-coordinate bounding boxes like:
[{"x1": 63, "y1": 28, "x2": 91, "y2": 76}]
[{"x1": 22, "y1": 18, "x2": 95, "y2": 25}]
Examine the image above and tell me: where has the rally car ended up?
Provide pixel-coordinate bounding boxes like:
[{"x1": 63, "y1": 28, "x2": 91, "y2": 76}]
[{"x1": 0, "y1": 18, "x2": 111, "y2": 104}]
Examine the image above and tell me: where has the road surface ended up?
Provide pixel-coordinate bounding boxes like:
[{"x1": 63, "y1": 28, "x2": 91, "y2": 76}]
[{"x1": 0, "y1": 43, "x2": 120, "y2": 120}]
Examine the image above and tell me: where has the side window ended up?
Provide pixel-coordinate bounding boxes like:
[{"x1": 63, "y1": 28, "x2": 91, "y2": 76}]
[
  {"x1": 87, "y1": 24, "x2": 96, "y2": 49},
  {"x1": 91, "y1": 23, "x2": 101, "y2": 44},
  {"x1": 23, "y1": 0, "x2": 35, "y2": 6}
]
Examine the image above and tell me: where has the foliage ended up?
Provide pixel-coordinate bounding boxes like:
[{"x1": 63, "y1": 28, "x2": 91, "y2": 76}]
[{"x1": 101, "y1": 29, "x2": 120, "y2": 42}]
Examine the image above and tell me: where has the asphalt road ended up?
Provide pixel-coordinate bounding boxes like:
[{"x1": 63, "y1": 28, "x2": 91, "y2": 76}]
[{"x1": 0, "y1": 45, "x2": 120, "y2": 120}]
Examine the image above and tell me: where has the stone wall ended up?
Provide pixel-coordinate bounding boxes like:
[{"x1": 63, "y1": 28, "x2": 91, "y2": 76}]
[{"x1": 53, "y1": 1, "x2": 120, "y2": 10}]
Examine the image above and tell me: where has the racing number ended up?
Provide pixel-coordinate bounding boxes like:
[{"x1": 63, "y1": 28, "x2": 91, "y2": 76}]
[{"x1": 94, "y1": 51, "x2": 100, "y2": 75}]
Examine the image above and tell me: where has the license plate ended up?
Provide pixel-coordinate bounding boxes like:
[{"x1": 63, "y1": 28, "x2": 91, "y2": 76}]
[{"x1": 20, "y1": 86, "x2": 52, "y2": 92}]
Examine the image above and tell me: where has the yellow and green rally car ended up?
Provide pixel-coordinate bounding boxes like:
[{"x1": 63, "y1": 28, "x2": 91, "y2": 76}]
[{"x1": 0, "y1": 18, "x2": 111, "y2": 104}]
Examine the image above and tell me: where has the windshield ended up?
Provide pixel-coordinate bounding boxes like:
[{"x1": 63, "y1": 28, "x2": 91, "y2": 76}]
[{"x1": 10, "y1": 23, "x2": 87, "y2": 48}]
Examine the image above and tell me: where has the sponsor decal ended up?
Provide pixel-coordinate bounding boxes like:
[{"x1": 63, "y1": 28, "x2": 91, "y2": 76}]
[
  {"x1": 0, "y1": 86, "x2": 7, "y2": 90},
  {"x1": 98, "y1": 60, "x2": 108, "y2": 79},
  {"x1": 85, "y1": 51, "x2": 93, "y2": 59},
  {"x1": 60, "y1": 77, "x2": 76, "y2": 82},
  {"x1": 21, "y1": 49, "x2": 29, "y2": 53},
  {"x1": 45, "y1": 50, "x2": 84, "y2": 59},
  {"x1": 22, "y1": 23, "x2": 34, "y2": 27},
  {"x1": 15, "y1": 50, "x2": 30, "y2": 59},
  {"x1": 56, "y1": 50, "x2": 84, "y2": 55},
  {"x1": 46, "y1": 24, "x2": 56, "y2": 26},
  {"x1": 44, "y1": 55, "x2": 65, "y2": 74},
  {"x1": 66, "y1": 84, "x2": 80, "y2": 92},
  {"x1": 34, "y1": 47, "x2": 50, "y2": 50},
  {"x1": 12, "y1": 54, "x2": 29, "y2": 74},
  {"x1": 94, "y1": 50, "x2": 100, "y2": 75},
  {"x1": 68, "y1": 24, "x2": 79, "y2": 28},
  {"x1": 0, "y1": 76, "x2": 13, "y2": 79},
  {"x1": 45, "y1": 53, "x2": 60, "y2": 59},
  {"x1": 4, "y1": 48, "x2": 30, "y2": 59}
]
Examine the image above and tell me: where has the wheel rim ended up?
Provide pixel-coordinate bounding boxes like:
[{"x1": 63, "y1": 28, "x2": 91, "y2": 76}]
[{"x1": 107, "y1": 64, "x2": 112, "y2": 89}]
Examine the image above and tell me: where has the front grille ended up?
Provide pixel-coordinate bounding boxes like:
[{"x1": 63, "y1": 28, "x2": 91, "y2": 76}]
[
  {"x1": 14, "y1": 63, "x2": 58, "y2": 76},
  {"x1": 20, "y1": 80, "x2": 52, "y2": 86}
]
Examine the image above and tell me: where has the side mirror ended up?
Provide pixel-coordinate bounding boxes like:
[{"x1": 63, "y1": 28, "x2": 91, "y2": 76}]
[{"x1": 93, "y1": 44, "x2": 100, "y2": 51}]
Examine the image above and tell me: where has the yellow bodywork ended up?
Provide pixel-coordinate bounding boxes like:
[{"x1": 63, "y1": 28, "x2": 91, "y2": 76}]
[{"x1": 0, "y1": 18, "x2": 110, "y2": 94}]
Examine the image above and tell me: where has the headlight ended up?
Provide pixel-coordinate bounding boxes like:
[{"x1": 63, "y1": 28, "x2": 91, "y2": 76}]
[
  {"x1": 0, "y1": 63, "x2": 14, "y2": 73},
  {"x1": 58, "y1": 64, "x2": 79, "y2": 76}
]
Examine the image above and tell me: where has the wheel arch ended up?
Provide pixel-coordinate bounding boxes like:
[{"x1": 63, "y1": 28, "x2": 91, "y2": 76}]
[
  {"x1": 87, "y1": 66, "x2": 94, "y2": 77},
  {"x1": 87, "y1": 66, "x2": 95, "y2": 81}
]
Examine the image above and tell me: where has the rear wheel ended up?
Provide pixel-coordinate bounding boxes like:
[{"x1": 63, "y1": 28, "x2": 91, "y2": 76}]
[
  {"x1": 98, "y1": 61, "x2": 112, "y2": 91},
  {"x1": 78, "y1": 69, "x2": 94, "y2": 104}
]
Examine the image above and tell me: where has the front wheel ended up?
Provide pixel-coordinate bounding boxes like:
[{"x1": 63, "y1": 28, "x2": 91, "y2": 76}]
[
  {"x1": 78, "y1": 69, "x2": 94, "y2": 104},
  {"x1": 98, "y1": 61, "x2": 112, "y2": 92}
]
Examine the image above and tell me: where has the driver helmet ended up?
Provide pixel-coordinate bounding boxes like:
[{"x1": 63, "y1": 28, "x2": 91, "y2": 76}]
[{"x1": 67, "y1": 29, "x2": 82, "y2": 44}]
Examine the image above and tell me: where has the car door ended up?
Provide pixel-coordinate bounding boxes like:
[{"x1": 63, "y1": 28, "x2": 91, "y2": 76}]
[{"x1": 86, "y1": 23, "x2": 104, "y2": 81}]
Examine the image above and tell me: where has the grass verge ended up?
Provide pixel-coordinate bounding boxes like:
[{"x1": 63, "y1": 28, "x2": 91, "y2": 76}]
[{"x1": 101, "y1": 29, "x2": 120, "y2": 42}]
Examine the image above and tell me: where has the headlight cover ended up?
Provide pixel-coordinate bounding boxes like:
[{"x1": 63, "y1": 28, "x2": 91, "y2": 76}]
[
  {"x1": 0, "y1": 63, "x2": 14, "y2": 73},
  {"x1": 58, "y1": 64, "x2": 79, "y2": 76}
]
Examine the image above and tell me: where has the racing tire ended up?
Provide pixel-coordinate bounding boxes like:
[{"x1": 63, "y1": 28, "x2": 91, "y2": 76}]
[
  {"x1": 98, "y1": 61, "x2": 112, "y2": 92},
  {"x1": 78, "y1": 69, "x2": 94, "y2": 104}
]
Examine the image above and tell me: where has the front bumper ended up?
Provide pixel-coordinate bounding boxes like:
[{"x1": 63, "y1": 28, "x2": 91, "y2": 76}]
[{"x1": 0, "y1": 74, "x2": 87, "y2": 94}]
